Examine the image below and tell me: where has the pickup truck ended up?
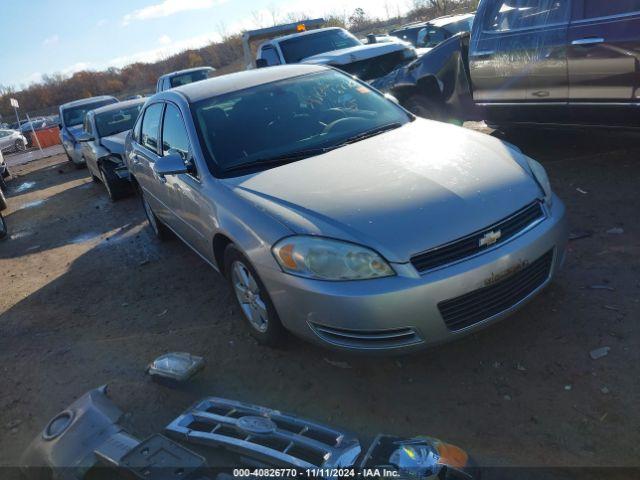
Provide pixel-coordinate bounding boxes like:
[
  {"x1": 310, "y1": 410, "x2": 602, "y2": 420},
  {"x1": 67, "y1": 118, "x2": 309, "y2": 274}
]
[
  {"x1": 245, "y1": 21, "x2": 417, "y2": 82},
  {"x1": 373, "y1": 0, "x2": 640, "y2": 130}
]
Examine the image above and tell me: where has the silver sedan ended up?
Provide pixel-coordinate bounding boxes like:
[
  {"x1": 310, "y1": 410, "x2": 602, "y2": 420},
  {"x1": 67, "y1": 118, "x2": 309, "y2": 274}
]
[
  {"x1": 0, "y1": 129, "x2": 27, "y2": 153},
  {"x1": 125, "y1": 64, "x2": 568, "y2": 353}
]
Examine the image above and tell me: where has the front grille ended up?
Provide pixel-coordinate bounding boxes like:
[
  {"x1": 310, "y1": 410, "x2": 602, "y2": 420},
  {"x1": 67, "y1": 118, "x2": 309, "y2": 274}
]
[
  {"x1": 165, "y1": 398, "x2": 361, "y2": 468},
  {"x1": 311, "y1": 324, "x2": 423, "y2": 350},
  {"x1": 411, "y1": 201, "x2": 545, "y2": 273},
  {"x1": 438, "y1": 249, "x2": 554, "y2": 331}
]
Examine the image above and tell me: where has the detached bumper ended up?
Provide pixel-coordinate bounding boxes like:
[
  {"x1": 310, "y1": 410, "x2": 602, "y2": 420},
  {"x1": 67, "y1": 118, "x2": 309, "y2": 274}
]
[{"x1": 261, "y1": 197, "x2": 568, "y2": 353}]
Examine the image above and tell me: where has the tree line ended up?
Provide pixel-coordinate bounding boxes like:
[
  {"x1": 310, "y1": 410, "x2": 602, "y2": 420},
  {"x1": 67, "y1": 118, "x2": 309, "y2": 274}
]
[{"x1": 0, "y1": 0, "x2": 477, "y2": 121}]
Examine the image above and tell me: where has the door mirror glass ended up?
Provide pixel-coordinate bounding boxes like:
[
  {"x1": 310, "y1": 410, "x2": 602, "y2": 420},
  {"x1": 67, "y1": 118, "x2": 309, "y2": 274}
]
[{"x1": 153, "y1": 153, "x2": 188, "y2": 177}]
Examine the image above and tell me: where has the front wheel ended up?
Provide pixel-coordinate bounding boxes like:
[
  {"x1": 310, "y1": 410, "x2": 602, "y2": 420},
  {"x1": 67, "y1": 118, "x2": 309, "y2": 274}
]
[
  {"x1": 224, "y1": 244, "x2": 285, "y2": 347},
  {"x1": 0, "y1": 214, "x2": 7, "y2": 240},
  {"x1": 14, "y1": 139, "x2": 25, "y2": 152},
  {"x1": 0, "y1": 175, "x2": 7, "y2": 192},
  {"x1": 100, "y1": 163, "x2": 130, "y2": 201},
  {"x1": 404, "y1": 94, "x2": 444, "y2": 121}
]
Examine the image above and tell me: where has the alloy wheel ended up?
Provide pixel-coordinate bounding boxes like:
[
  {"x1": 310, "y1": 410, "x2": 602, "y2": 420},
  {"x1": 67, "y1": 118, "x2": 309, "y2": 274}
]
[{"x1": 231, "y1": 260, "x2": 269, "y2": 333}]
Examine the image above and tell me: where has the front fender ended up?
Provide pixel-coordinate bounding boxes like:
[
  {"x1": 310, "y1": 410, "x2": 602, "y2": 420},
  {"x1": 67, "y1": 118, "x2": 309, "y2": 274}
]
[{"x1": 372, "y1": 33, "x2": 479, "y2": 120}]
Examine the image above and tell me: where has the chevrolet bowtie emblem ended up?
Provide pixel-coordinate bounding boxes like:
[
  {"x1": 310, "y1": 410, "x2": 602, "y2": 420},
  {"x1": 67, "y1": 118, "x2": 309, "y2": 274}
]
[{"x1": 479, "y1": 230, "x2": 502, "y2": 247}]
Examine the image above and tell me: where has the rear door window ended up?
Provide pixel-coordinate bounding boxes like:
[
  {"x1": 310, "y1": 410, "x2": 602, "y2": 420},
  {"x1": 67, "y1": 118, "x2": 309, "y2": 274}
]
[
  {"x1": 140, "y1": 103, "x2": 164, "y2": 153},
  {"x1": 582, "y1": 0, "x2": 640, "y2": 19}
]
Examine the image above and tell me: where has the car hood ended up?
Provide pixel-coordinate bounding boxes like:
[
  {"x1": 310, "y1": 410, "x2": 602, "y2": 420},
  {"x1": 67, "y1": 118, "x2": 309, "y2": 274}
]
[
  {"x1": 100, "y1": 130, "x2": 129, "y2": 155},
  {"x1": 226, "y1": 120, "x2": 542, "y2": 263},
  {"x1": 66, "y1": 125, "x2": 84, "y2": 140},
  {"x1": 301, "y1": 42, "x2": 411, "y2": 66}
]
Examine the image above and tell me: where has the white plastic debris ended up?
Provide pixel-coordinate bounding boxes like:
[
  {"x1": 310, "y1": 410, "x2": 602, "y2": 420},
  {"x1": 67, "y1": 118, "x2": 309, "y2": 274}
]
[{"x1": 147, "y1": 352, "x2": 204, "y2": 382}]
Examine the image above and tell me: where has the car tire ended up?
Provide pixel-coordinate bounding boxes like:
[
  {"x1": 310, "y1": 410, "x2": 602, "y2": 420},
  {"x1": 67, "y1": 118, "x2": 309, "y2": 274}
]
[
  {"x1": 224, "y1": 244, "x2": 285, "y2": 347},
  {"x1": 404, "y1": 95, "x2": 444, "y2": 121},
  {"x1": 0, "y1": 175, "x2": 7, "y2": 193},
  {"x1": 74, "y1": 157, "x2": 86, "y2": 170},
  {"x1": 140, "y1": 191, "x2": 170, "y2": 240},
  {"x1": 99, "y1": 162, "x2": 129, "y2": 202},
  {"x1": 0, "y1": 214, "x2": 7, "y2": 240},
  {"x1": 14, "y1": 139, "x2": 25, "y2": 152}
]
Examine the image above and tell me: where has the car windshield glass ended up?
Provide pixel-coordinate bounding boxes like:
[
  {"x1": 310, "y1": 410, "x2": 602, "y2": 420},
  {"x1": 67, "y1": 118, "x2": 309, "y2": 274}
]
[
  {"x1": 170, "y1": 69, "x2": 211, "y2": 87},
  {"x1": 95, "y1": 104, "x2": 143, "y2": 137},
  {"x1": 192, "y1": 70, "x2": 411, "y2": 176},
  {"x1": 418, "y1": 26, "x2": 447, "y2": 47},
  {"x1": 62, "y1": 100, "x2": 115, "y2": 127},
  {"x1": 279, "y1": 30, "x2": 361, "y2": 63}
]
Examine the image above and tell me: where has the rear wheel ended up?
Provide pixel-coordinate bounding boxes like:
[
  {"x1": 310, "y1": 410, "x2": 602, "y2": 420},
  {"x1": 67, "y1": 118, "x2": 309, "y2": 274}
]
[
  {"x1": 99, "y1": 162, "x2": 129, "y2": 201},
  {"x1": 141, "y1": 192, "x2": 170, "y2": 240},
  {"x1": 224, "y1": 244, "x2": 285, "y2": 347}
]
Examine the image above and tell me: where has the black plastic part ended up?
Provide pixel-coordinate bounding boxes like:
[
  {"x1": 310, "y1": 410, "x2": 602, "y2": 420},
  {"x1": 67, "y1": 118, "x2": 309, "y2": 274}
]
[{"x1": 119, "y1": 434, "x2": 208, "y2": 480}]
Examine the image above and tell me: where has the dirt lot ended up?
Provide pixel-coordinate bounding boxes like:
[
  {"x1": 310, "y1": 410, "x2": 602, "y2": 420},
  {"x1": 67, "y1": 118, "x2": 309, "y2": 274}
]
[{"x1": 0, "y1": 126, "x2": 638, "y2": 476}]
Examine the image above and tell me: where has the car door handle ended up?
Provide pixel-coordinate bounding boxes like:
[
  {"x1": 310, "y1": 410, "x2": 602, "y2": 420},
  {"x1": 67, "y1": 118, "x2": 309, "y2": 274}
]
[{"x1": 571, "y1": 37, "x2": 604, "y2": 46}]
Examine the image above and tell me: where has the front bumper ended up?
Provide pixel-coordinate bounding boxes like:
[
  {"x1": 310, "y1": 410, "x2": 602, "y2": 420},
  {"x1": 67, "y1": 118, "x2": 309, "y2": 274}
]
[{"x1": 261, "y1": 196, "x2": 568, "y2": 353}]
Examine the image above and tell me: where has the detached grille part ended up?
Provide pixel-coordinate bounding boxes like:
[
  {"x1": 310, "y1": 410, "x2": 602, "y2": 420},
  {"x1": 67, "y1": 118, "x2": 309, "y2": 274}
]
[
  {"x1": 411, "y1": 201, "x2": 545, "y2": 273},
  {"x1": 165, "y1": 397, "x2": 361, "y2": 469},
  {"x1": 438, "y1": 249, "x2": 554, "y2": 331},
  {"x1": 311, "y1": 324, "x2": 423, "y2": 350},
  {"x1": 20, "y1": 386, "x2": 211, "y2": 480}
]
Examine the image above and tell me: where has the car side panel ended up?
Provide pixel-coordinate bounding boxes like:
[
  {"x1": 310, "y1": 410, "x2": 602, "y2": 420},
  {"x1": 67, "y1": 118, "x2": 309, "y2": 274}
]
[{"x1": 568, "y1": 7, "x2": 640, "y2": 126}]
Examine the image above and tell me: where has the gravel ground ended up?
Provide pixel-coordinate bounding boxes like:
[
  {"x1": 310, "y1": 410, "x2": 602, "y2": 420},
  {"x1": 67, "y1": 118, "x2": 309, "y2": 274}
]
[{"x1": 0, "y1": 126, "x2": 638, "y2": 477}]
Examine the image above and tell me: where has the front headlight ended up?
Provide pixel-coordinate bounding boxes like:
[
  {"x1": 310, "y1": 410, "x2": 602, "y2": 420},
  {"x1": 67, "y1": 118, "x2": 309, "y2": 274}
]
[
  {"x1": 526, "y1": 157, "x2": 553, "y2": 207},
  {"x1": 272, "y1": 236, "x2": 395, "y2": 281}
]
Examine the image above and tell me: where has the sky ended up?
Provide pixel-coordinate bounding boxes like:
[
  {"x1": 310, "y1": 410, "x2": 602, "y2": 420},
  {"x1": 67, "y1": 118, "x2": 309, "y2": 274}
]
[{"x1": 1, "y1": 0, "x2": 409, "y2": 89}]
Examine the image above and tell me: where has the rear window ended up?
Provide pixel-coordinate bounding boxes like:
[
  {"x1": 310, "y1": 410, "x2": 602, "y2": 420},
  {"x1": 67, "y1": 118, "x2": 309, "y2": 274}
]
[
  {"x1": 169, "y1": 69, "x2": 211, "y2": 88},
  {"x1": 95, "y1": 104, "x2": 143, "y2": 138},
  {"x1": 279, "y1": 29, "x2": 361, "y2": 63}
]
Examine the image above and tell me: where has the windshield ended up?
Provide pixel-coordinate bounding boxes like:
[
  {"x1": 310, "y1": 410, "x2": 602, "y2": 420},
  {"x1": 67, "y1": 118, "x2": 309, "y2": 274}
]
[
  {"x1": 279, "y1": 29, "x2": 361, "y2": 63},
  {"x1": 62, "y1": 99, "x2": 116, "y2": 127},
  {"x1": 193, "y1": 70, "x2": 411, "y2": 176},
  {"x1": 417, "y1": 26, "x2": 448, "y2": 48},
  {"x1": 95, "y1": 103, "x2": 143, "y2": 137},
  {"x1": 170, "y1": 69, "x2": 212, "y2": 88}
]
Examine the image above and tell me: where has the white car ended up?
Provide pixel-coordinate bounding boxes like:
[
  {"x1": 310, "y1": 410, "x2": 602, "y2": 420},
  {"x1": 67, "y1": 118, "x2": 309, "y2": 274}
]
[{"x1": 0, "y1": 129, "x2": 27, "y2": 153}]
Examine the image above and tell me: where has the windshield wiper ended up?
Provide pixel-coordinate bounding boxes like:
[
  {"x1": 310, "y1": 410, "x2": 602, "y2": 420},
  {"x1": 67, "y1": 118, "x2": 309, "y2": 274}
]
[
  {"x1": 223, "y1": 147, "x2": 335, "y2": 174},
  {"x1": 338, "y1": 122, "x2": 403, "y2": 146}
]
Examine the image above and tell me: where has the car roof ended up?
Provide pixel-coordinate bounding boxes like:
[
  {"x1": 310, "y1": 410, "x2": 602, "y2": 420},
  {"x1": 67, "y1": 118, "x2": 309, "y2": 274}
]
[
  {"x1": 428, "y1": 13, "x2": 474, "y2": 28},
  {"x1": 158, "y1": 66, "x2": 215, "y2": 81},
  {"x1": 169, "y1": 64, "x2": 327, "y2": 103},
  {"x1": 270, "y1": 27, "x2": 342, "y2": 43},
  {"x1": 91, "y1": 98, "x2": 146, "y2": 116},
  {"x1": 60, "y1": 95, "x2": 118, "y2": 110}
]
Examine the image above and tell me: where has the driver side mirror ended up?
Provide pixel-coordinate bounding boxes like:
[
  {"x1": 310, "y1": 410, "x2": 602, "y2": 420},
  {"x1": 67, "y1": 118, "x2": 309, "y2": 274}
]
[
  {"x1": 153, "y1": 153, "x2": 188, "y2": 177},
  {"x1": 255, "y1": 58, "x2": 269, "y2": 69}
]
